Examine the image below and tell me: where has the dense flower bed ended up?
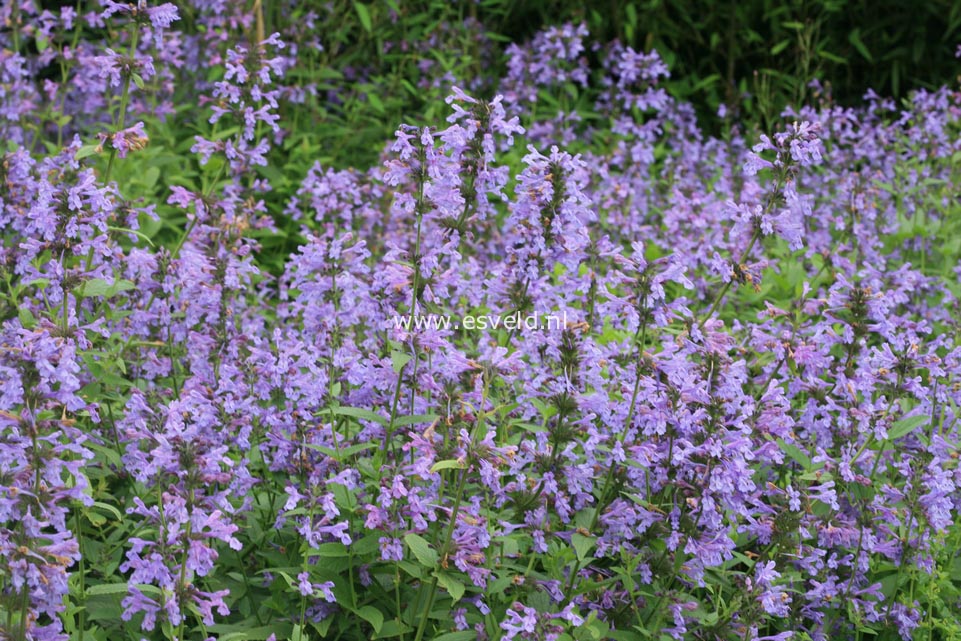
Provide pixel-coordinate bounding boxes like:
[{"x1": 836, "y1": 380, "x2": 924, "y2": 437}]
[{"x1": 1, "y1": 3, "x2": 960, "y2": 641}]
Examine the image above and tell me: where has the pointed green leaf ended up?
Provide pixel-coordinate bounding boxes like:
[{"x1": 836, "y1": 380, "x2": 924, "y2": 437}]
[
  {"x1": 432, "y1": 632, "x2": 476, "y2": 641},
  {"x1": 435, "y1": 571, "x2": 466, "y2": 603},
  {"x1": 356, "y1": 605, "x2": 384, "y2": 633},
  {"x1": 391, "y1": 350, "x2": 412, "y2": 373},
  {"x1": 888, "y1": 415, "x2": 927, "y2": 440},
  {"x1": 776, "y1": 438, "x2": 811, "y2": 470},
  {"x1": 404, "y1": 533, "x2": 437, "y2": 567},
  {"x1": 430, "y1": 459, "x2": 465, "y2": 473},
  {"x1": 353, "y1": 2, "x2": 372, "y2": 33},
  {"x1": 572, "y1": 533, "x2": 596, "y2": 561},
  {"x1": 75, "y1": 145, "x2": 100, "y2": 160}
]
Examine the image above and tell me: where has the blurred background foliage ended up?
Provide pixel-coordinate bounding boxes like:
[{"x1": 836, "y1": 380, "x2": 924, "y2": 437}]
[
  {"x1": 247, "y1": 0, "x2": 961, "y2": 168},
  {"x1": 500, "y1": 0, "x2": 961, "y2": 129}
]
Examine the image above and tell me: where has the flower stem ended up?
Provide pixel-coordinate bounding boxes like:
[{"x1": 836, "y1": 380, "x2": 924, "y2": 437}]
[
  {"x1": 566, "y1": 319, "x2": 648, "y2": 599},
  {"x1": 174, "y1": 486, "x2": 195, "y2": 641},
  {"x1": 698, "y1": 227, "x2": 760, "y2": 330},
  {"x1": 74, "y1": 509, "x2": 86, "y2": 641},
  {"x1": 103, "y1": 23, "x2": 139, "y2": 185},
  {"x1": 412, "y1": 373, "x2": 489, "y2": 641}
]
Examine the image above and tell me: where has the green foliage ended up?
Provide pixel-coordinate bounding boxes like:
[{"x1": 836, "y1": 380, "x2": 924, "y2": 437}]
[{"x1": 491, "y1": 0, "x2": 961, "y2": 132}]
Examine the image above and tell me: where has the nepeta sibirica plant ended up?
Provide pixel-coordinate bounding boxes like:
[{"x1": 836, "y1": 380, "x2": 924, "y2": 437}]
[{"x1": 1, "y1": 3, "x2": 961, "y2": 641}]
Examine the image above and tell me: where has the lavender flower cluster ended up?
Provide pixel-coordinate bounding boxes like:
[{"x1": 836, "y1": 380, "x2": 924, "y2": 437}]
[{"x1": 1, "y1": 3, "x2": 960, "y2": 641}]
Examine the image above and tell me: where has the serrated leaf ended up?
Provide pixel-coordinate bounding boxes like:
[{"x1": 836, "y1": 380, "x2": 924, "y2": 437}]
[{"x1": 404, "y1": 533, "x2": 437, "y2": 567}]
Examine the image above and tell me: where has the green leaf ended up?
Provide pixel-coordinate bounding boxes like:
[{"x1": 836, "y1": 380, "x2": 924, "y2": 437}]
[
  {"x1": 353, "y1": 2, "x2": 372, "y2": 34},
  {"x1": 305, "y1": 441, "x2": 376, "y2": 460},
  {"x1": 143, "y1": 166, "x2": 161, "y2": 189},
  {"x1": 572, "y1": 533, "x2": 596, "y2": 561},
  {"x1": 366, "y1": 90, "x2": 385, "y2": 114},
  {"x1": 18, "y1": 307, "x2": 36, "y2": 329},
  {"x1": 86, "y1": 583, "x2": 161, "y2": 597},
  {"x1": 435, "y1": 571, "x2": 466, "y2": 603},
  {"x1": 311, "y1": 618, "x2": 333, "y2": 637},
  {"x1": 342, "y1": 533, "x2": 374, "y2": 557},
  {"x1": 308, "y1": 542, "x2": 348, "y2": 558},
  {"x1": 356, "y1": 605, "x2": 384, "y2": 633},
  {"x1": 776, "y1": 438, "x2": 811, "y2": 470},
  {"x1": 848, "y1": 28, "x2": 873, "y2": 62},
  {"x1": 432, "y1": 632, "x2": 476, "y2": 641},
  {"x1": 391, "y1": 350, "x2": 412, "y2": 373},
  {"x1": 85, "y1": 583, "x2": 130, "y2": 596},
  {"x1": 398, "y1": 560, "x2": 423, "y2": 579},
  {"x1": 394, "y1": 414, "x2": 439, "y2": 428},
  {"x1": 404, "y1": 533, "x2": 438, "y2": 567},
  {"x1": 373, "y1": 619, "x2": 413, "y2": 639},
  {"x1": 888, "y1": 415, "x2": 927, "y2": 440},
  {"x1": 799, "y1": 470, "x2": 834, "y2": 483},
  {"x1": 817, "y1": 48, "x2": 847, "y2": 64},
  {"x1": 430, "y1": 459, "x2": 465, "y2": 473},
  {"x1": 79, "y1": 278, "x2": 136, "y2": 298},
  {"x1": 108, "y1": 225, "x2": 155, "y2": 246},
  {"x1": 131, "y1": 73, "x2": 145, "y2": 89},
  {"x1": 318, "y1": 406, "x2": 387, "y2": 425},
  {"x1": 75, "y1": 145, "x2": 100, "y2": 160},
  {"x1": 217, "y1": 624, "x2": 292, "y2": 641}
]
